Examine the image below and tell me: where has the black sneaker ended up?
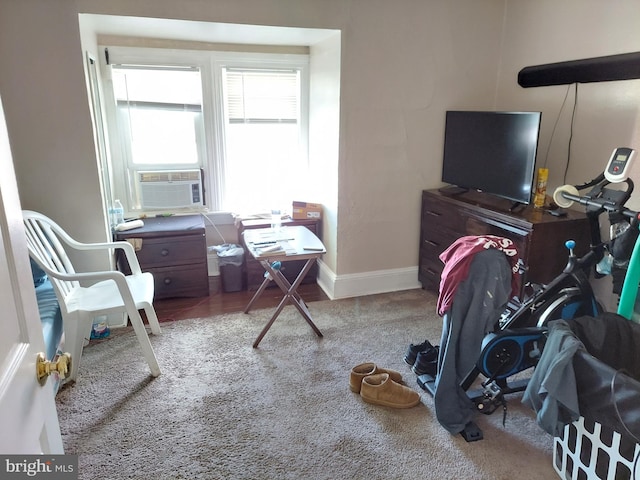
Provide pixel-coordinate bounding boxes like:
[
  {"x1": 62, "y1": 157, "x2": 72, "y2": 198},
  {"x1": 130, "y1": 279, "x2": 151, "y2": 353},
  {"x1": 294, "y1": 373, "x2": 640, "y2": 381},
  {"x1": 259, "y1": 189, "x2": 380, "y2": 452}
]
[
  {"x1": 403, "y1": 339, "x2": 433, "y2": 366},
  {"x1": 412, "y1": 345, "x2": 439, "y2": 376}
]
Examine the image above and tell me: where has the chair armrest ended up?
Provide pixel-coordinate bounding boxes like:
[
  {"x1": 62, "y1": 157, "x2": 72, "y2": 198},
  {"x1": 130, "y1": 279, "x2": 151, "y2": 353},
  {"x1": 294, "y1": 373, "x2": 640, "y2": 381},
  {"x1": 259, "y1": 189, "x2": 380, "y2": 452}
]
[
  {"x1": 43, "y1": 268, "x2": 125, "y2": 284},
  {"x1": 28, "y1": 214, "x2": 144, "y2": 275},
  {"x1": 61, "y1": 239, "x2": 143, "y2": 275},
  {"x1": 111, "y1": 242, "x2": 143, "y2": 275}
]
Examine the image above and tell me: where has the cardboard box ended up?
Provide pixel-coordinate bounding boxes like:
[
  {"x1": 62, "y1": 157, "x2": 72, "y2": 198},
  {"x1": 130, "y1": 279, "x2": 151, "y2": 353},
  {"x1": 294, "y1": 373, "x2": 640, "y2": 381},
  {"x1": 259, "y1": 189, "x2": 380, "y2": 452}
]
[{"x1": 292, "y1": 201, "x2": 322, "y2": 220}]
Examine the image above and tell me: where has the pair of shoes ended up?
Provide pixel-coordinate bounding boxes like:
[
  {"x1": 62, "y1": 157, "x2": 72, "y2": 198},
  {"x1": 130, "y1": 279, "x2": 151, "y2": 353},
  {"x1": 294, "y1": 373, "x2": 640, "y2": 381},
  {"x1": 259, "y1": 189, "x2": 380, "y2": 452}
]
[
  {"x1": 411, "y1": 345, "x2": 439, "y2": 376},
  {"x1": 350, "y1": 362, "x2": 403, "y2": 393},
  {"x1": 403, "y1": 339, "x2": 433, "y2": 365},
  {"x1": 360, "y1": 373, "x2": 421, "y2": 408}
]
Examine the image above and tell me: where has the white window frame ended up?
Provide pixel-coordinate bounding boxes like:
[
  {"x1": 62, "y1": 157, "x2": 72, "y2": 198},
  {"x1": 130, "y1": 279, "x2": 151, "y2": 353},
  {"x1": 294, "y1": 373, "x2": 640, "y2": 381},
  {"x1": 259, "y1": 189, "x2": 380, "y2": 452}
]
[
  {"x1": 112, "y1": 65, "x2": 205, "y2": 169},
  {"x1": 211, "y1": 52, "x2": 309, "y2": 214},
  {"x1": 100, "y1": 46, "x2": 309, "y2": 215}
]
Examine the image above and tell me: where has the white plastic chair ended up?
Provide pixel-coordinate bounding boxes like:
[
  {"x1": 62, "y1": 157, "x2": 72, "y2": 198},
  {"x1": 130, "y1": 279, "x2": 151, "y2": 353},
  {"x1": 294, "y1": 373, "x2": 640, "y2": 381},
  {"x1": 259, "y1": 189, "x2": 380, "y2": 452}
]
[{"x1": 22, "y1": 210, "x2": 161, "y2": 382}]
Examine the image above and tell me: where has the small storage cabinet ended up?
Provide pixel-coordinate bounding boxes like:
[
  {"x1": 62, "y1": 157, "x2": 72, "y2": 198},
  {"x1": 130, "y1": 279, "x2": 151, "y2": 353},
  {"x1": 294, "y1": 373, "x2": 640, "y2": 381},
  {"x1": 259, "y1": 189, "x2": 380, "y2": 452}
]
[
  {"x1": 419, "y1": 188, "x2": 592, "y2": 297},
  {"x1": 238, "y1": 218, "x2": 321, "y2": 291},
  {"x1": 114, "y1": 215, "x2": 209, "y2": 299}
]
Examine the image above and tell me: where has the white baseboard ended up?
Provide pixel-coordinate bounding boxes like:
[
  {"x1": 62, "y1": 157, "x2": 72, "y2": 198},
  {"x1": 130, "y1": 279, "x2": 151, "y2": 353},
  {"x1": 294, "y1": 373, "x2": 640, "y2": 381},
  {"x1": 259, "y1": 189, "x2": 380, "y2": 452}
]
[{"x1": 316, "y1": 261, "x2": 422, "y2": 300}]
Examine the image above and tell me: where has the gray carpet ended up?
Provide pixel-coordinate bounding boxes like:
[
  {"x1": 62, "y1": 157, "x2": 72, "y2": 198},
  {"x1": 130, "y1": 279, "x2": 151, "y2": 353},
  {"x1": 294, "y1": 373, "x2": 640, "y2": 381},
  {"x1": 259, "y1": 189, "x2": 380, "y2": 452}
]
[{"x1": 55, "y1": 289, "x2": 557, "y2": 480}]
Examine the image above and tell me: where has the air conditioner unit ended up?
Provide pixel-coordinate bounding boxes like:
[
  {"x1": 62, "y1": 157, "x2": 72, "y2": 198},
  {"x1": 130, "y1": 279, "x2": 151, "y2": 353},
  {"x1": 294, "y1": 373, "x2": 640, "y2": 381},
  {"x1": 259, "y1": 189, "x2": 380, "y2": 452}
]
[{"x1": 138, "y1": 170, "x2": 204, "y2": 209}]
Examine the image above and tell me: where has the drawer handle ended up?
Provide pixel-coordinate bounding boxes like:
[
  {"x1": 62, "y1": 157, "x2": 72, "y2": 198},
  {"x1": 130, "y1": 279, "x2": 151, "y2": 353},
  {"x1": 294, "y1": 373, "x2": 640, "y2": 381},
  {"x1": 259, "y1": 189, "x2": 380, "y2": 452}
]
[
  {"x1": 425, "y1": 210, "x2": 442, "y2": 217},
  {"x1": 163, "y1": 278, "x2": 172, "y2": 285},
  {"x1": 426, "y1": 268, "x2": 439, "y2": 276},
  {"x1": 424, "y1": 239, "x2": 440, "y2": 247},
  {"x1": 161, "y1": 249, "x2": 169, "y2": 256}
]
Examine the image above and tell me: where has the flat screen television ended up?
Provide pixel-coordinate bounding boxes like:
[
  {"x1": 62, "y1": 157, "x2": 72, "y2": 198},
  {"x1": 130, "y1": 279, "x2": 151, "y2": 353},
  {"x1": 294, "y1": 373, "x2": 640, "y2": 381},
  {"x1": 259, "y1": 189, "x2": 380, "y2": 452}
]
[{"x1": 441, "y1": 110, "x2": 542, "y2": 205}]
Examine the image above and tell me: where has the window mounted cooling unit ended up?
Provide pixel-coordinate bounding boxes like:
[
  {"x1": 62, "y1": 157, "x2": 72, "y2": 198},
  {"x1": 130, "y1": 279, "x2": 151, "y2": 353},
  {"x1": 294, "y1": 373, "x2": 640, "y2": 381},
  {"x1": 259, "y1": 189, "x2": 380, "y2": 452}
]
[{"x1": 138, "y1": 170, "x2": 203, "y2": 209}]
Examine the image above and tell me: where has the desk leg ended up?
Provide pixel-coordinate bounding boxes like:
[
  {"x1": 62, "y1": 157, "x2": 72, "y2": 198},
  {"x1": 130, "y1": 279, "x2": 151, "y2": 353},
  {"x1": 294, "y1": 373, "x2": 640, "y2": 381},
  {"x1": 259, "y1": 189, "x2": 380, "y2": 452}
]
[
  {"x1": 252, "y1": 257, "x2": 323, "y2": 348},
  {"x1": 243, "y1": 274, "x2": 272, "y2": 314}
]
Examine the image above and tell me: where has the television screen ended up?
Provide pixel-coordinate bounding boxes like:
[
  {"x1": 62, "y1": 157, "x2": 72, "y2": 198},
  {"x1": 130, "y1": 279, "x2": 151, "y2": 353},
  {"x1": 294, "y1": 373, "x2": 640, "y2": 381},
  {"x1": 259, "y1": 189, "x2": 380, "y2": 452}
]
[{"x1": 441, "y1": 111, "x2": 542, "y2": 205}]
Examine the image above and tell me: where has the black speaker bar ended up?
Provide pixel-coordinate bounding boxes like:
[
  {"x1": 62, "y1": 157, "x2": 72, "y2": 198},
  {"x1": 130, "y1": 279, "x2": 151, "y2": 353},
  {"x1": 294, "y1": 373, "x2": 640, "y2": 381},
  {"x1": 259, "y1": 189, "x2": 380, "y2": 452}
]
[{"x1": 518, "y1": 51, "x2": 640, "y2": 87}]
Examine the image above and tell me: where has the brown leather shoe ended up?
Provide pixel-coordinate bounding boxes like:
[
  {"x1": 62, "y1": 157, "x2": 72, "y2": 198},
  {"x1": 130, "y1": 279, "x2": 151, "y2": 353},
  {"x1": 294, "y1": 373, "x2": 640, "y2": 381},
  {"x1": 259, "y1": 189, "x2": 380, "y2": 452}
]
[
  {"x1": 349, "y1": 362, "x2": 403, "y2": 393},
  {"x1": 360, "y1": 373, "x2": 420, "y2": 408}
]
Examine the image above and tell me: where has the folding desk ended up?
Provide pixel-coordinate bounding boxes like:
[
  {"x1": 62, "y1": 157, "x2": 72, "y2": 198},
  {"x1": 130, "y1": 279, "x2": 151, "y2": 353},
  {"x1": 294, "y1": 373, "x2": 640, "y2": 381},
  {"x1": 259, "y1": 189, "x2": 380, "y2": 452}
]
[{"x1": 242, "y1": 226, "x2": 326, "y2": 348}]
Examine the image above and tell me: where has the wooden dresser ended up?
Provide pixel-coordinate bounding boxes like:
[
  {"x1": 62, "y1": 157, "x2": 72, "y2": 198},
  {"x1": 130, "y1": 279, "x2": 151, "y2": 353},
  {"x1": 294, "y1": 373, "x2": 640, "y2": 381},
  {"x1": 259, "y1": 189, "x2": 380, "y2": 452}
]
[
  {"x1": 237, "y1": 217, "x2": 321, "y2": 290},
  {"x1": 114, "y1": 215, "x2": 209, "y2": 299},
  {"x1": 419, "y1": 188, "x2": 592, "y2": 297}
]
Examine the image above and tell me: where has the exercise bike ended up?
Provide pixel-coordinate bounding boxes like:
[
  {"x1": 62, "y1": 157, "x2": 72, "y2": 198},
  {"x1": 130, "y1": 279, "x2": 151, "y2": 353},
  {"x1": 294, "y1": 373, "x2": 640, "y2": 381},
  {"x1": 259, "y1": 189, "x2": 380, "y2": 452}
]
[{"x1": 419, "y1": 147, "x2": 639, "y2": 440}]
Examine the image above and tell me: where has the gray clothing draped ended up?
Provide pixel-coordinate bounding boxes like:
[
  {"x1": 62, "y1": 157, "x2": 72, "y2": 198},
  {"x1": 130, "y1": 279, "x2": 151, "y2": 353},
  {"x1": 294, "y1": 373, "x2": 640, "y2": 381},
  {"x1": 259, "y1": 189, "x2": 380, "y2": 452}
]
[{"x1": 434, "y1": 248, "x2": 513, "y2": 434}]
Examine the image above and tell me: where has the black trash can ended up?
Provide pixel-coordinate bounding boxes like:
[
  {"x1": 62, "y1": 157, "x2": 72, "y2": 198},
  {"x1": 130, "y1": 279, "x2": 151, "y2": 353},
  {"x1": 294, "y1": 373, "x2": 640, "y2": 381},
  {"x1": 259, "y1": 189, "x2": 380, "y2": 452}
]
[{"x1": 214, "y1": 244, "x2": 245, "y2": 293}]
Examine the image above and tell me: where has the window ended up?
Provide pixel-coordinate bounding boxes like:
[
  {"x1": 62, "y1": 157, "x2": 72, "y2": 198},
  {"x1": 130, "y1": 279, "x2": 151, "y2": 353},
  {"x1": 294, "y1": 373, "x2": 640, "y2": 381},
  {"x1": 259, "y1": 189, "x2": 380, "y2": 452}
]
[
  {"x1": 112, "y1": 66, "x2": 204, "y2": 168},
  {"x1": 103, "y1": 47, "x2": 309, "y2": 215},
  {"x1": 221, "y1": 68, "x2": 305, "y2": 214}
]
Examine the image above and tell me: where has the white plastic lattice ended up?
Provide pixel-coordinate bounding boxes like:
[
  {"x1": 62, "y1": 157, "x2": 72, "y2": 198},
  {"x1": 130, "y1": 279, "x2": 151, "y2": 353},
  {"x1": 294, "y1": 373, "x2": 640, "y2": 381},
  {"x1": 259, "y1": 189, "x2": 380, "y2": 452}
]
[{"x1": 554, "y1": 417, "x2": 640, "y2": 480}]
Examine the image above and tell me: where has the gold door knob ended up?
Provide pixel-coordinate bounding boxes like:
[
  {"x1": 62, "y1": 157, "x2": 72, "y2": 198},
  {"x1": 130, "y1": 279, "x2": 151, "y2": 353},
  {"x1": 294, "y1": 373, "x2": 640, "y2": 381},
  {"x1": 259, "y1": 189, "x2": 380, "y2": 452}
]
[{"x1": 36, "y1": 352, "x2": 71, "y2": 385}]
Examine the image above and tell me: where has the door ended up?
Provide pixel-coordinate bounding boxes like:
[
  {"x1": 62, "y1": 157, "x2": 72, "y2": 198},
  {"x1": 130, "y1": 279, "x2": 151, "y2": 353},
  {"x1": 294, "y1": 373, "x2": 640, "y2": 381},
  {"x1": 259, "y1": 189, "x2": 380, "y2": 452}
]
[{"x1": 0, "y1": 96, "x2": 64, "y2": 453}]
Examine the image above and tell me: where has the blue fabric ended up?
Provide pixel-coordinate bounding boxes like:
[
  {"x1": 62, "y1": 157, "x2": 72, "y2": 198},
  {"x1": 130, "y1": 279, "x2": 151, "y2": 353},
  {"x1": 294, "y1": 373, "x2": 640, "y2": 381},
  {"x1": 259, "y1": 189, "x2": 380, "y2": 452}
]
[
  {"x1": 30, "y1": 257, "x2": 63, "y2": 362},
  {"x1": 34, "y1": 280, "x2": 63, "y2": 361},
  {"x1": 30, "y1": 257, "x2": 47, "y2": 287}
]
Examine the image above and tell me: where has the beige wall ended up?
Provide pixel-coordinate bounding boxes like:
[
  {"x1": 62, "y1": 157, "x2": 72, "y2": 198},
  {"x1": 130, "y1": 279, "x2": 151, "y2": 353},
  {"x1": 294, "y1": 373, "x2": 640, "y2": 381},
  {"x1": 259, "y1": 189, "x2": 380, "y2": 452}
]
[
  {"x1": 1, "y1": 0, "x2": 639, "y2": 300},
  {"x1": 336, "y1": 2, "x2": 504, "y2": 279},
  {"x1": 497, "y1": 0, "x2": 640, "y2": 309},
  {"x1": 498, "y1": 0, "x2": 640, "y2": 195},
  {"x1": 0, "y1": 0, "x2": 110, "y2": 271}
]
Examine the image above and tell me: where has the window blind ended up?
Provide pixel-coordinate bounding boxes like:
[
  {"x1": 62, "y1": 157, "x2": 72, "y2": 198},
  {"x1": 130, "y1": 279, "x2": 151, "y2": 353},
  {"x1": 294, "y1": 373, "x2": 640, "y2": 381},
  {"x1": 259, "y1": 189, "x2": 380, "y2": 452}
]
[{"x1": 224, "y1": 68, "x2": 299, "y2": 123}]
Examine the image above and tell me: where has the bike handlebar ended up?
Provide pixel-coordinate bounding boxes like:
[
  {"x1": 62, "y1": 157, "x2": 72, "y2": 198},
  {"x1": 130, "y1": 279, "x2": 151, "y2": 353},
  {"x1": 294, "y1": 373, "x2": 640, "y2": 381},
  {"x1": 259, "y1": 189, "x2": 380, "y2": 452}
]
[{"x1": 557, "y1": 190, "x2": 640, "y2": 222}]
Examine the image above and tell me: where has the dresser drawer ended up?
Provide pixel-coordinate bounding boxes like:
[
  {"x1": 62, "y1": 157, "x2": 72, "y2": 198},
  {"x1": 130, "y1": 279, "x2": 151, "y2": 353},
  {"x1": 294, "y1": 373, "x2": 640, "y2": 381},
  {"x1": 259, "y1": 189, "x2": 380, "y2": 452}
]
[
  {"x1": 422, "y1": 196, "x2": 465, "y2": 232},
  {"x1": 418, "y1": 189, "x2": 592, "y2": 298},
  {"x1": 149, "y1": 263, "x2": 209, "y2": 299},
  {"x1": 418, "y1": 259, "x2": 442, "y2": 292},
  {"x1": 421, "y1": 224, "x2": 459, "y2": 258},
  {"x1": 460, "y1": 212, "x2": 530, "y2": 261},
  {"x1": 114, "y1": 214, "x2": 209, "y2": 299},
  {"x1": 422, "y1": 209, "x2": 530, "y2": 262},
  {"x1": 135, "y1": 235, "x2": 206, "y2": 268}
]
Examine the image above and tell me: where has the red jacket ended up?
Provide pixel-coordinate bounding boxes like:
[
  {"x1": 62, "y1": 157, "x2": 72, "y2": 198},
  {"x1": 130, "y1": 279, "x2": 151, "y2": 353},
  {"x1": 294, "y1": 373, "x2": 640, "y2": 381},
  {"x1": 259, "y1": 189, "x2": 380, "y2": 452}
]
[{"x1": 437, "y1": 235, "x2": 521, "y2": 316}]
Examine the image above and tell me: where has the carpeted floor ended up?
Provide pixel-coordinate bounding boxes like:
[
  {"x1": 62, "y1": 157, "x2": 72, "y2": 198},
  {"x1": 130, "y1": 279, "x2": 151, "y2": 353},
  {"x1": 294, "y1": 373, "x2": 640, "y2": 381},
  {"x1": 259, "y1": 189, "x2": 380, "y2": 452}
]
[{"x1": 55, "y1": 289, "x2": 557, "y2": 480}]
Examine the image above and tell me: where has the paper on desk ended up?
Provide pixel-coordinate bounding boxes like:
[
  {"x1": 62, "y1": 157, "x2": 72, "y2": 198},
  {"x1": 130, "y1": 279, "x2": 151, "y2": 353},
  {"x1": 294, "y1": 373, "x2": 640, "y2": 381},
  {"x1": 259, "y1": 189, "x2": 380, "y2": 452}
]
[
  {"x1": 256, "y1": 244, "x2": 285, "y2": 256},
  {"x1": 280, "y1": 241, "x2": 296, "y2": 255},
  {"x1": 250, "y1": 231, "x2": 295, "y2": 243},
  {"x1": 255, "y1": 240, "x2": 295, "y2": 257}
]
